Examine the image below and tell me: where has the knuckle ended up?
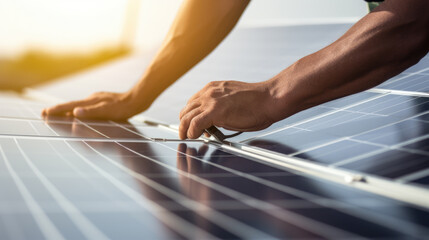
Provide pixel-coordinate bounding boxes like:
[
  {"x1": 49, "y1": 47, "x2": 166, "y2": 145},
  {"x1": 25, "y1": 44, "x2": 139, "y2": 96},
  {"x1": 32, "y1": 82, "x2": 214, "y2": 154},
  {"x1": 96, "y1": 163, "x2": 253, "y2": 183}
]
[
  {"x1": 180, "y1": 114, "x2": 192, "y2": 128},
  {"x1": 89, "y1": 92, "x2": 100, "y2": 98},
  {"x1": 207, "y1": 89, "x2": 219, "y2": 97},
  {"x1": 190, "y1": 116, "x2": 202, "y2": 128},
  {"x1": 207, "y1": 81, "x2": 216, "y2": 87},
  {"x1": 211, "y1": 100, "x2": 222, "y2": 109},
  {"x1": 187, "y1": 119, "x2": 200, "y2": 138}
]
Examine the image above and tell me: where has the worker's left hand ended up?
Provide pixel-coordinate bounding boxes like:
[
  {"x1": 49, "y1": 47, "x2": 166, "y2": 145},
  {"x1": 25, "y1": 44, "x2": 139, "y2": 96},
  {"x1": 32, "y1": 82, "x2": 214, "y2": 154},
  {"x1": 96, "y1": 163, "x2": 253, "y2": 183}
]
[
  {"x1": 179, "y1": 80, "x2": 277, "y2": 139},
  {"x1": 42, "y1": 91, "x2": 144, "y2": 121}
]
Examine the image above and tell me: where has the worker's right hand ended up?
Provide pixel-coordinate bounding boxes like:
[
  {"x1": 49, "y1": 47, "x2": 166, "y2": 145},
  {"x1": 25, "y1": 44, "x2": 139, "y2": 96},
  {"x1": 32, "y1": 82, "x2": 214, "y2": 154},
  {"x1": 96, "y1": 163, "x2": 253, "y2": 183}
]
[
  {"x1": 42, "y1": 91, "x2": 146, "y2": 121},
  {"x1": 179, "y1": 80, "x2": 281, "y2": 140}
]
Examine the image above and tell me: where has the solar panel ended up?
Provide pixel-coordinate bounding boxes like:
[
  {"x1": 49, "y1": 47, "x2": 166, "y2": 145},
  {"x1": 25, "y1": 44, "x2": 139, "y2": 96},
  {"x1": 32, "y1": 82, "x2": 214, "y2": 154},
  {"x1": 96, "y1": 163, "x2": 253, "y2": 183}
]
[{"x1": 1, "y1": 23, "x2": 428, "y2": 239}]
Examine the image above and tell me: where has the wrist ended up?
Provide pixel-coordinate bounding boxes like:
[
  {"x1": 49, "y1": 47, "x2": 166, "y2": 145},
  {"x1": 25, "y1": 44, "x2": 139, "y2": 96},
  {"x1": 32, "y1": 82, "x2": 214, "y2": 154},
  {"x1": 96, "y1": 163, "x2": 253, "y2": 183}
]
[
  {"x1": 123, "y1": 85, "x2": 152, "y2": 114},
  {"x1": 265, "y1": 71, "x2": 303, "y2": 122}
]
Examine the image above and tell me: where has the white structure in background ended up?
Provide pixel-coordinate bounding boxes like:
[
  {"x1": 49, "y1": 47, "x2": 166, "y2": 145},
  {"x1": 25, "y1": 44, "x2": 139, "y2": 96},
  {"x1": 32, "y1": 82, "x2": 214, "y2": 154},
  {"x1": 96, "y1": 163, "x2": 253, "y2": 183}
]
[{"x1": 0, "y1": 0, "x2": 367, "y2": 57}]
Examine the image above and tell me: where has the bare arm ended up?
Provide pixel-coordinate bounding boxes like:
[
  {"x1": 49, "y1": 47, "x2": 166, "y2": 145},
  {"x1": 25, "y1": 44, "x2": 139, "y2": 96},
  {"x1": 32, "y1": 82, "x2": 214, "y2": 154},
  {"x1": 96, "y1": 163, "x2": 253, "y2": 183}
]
[
  {"x1": 43, "y1": 0, "x2": 249, "y2": 120},
  {"x1": 179, "y1": 0, "x2": 429, "y2": 139}
]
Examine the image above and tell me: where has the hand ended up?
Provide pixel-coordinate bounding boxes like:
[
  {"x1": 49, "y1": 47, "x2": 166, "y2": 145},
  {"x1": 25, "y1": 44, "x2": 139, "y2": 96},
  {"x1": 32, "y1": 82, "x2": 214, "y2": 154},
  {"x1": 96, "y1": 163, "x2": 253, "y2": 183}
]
[
  {"x1": 42, "y1": 91, "x2": 145, "y2": 121},
  {"x1": 179, "y1": 80, "x2": 277, "y2": 139}
]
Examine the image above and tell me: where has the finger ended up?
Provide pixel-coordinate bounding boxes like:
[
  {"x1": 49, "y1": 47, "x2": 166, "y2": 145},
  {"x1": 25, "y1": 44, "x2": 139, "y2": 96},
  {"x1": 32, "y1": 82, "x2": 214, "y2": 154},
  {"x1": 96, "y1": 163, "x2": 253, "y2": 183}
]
[
  {"x1": 187, "y1": 112, "x2": 213, "y2": 139},
  {"x1": 176, "y1": 143, "x2": 188, "y2": 171},
  {"x1": 44, "y1": 98, "x2": 99, "y2": 116},
  {"x1": 186, "y1": 92, "x2": 202, "y2": 105},
  {"x1": 186, "y1": 147, "x2": 202, "y2": 174},
  {"x1": 197, "y1": 144, "x2": 209, "y2": 157},
  {"x1": 42, "y1": 113, "x2": 74, "y2": 122},
  {"x1": 73, "y1": 102, "x2": 111, "y2": 119},
  {"x1": 179, "y1": 108, "x2": 202, "y2": 140},
  {"x1": 179, "y1": 101, "x2": 200, "y2": 120}
]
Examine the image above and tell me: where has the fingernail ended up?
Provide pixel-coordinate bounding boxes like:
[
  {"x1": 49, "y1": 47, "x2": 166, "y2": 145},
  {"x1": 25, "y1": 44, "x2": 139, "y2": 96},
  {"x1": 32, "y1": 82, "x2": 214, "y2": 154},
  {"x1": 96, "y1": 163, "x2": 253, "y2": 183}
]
[{"x1": 73, "y1": 107, "x2": 84, "y2": 117}]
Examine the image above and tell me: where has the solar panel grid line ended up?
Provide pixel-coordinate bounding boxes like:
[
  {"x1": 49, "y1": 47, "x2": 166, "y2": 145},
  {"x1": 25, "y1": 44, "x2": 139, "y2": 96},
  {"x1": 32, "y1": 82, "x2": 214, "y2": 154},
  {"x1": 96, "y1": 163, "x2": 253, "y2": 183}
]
[
  {"x1": 13, "y1": 139, "x2": 110, "y2": 240},
  {"x1": 27, "y1": 118, "x2": 50, "y2": 136},
  {"x1": 377, "y1": 66, "x2": 429, "y2": 86},
  {"x1": 73, "y1": 119, "x2": 111, "y2": 139},
  {"x1": 315, "y1": 200, "x2": 429, "y2": 238},
  {"x1": 323, "y1": 145, "x2": 429, "y2": 180},
  {"x1": 383, "y1": 75, "x2": 428, "y2": 92},
  {"x1": 113, "y1": 117, "x2": 183, "y2": 140},
  {"x1": 1, "y1": 197, "x2": 382, "y2": 214},
  {"x1": 226, "y1": 133, "x2": 428, "y2": 193},
  {"x1": 263, "y1": 108, "x2": 429, "y2": 165},
  {"x1": 108, "y1": 120, "x2": 158, "y2": 141},
  {"x1": 27, "y1": 124, "x2": 156, "y2": 215},
  {"x1": 63, "y1": 141, "x2": 221, "y2": 240},
  {"x1": 224, "y1": 142, "x2": 429, "y2": 208},
  {"x1": 96, "y1": 139, "x2": 394, "y2": 217},
  {"x1": 158, "y1": 143, "x2": 429, "y2": 237},
  {"x1": 113, "y1": 143, "x2": 364, "y2": 239},
  {"x1": 289, "y1": 137, "x2": 350, "y2": 157},
  {"x1": 331, "y1": 147, "x2": 412, "y2": 169},
  {"x1": 340, "y1": 109, "x2": 387, "y2": 117},
  {"x1": 0, "y1": 115, "x2": 128, "y2": 128},
  {"x1": 39, "y1": 109, "x2": 146, "y2": 140},
  {"x1": 330, "y1": 118, "x2": 429, "y2": 167},
  {"x1": 0, "y1": 145, "x2": 66, "y2": 240},
  {"x1": 160, "y1": 142, "x2": 338, "y2": 201},
  {"x1": 79, "y1": 142, "x2": 276, "y2": 240},
  {"x1": 367, "y1": 88, "x2": 429, "y2": 98},
  {"x1": 321, "y1": 133, "x2": 429, "y2": 168},
  {"x1": 216, "y1": 146, "x2": 429, "y2": 236},
  {"x1": 380, "y1": 98, "x2": 429, "y2": 117},
  {"x1": 21, "y1": 101, "x2": 62, "y2": 138},
  {"x1": 109, "y1": 142, "x2": 362, "y2": 239},
  {"x1": 0, "y1": 134, "x2": 157, "y2": 143},
  {"x1": 24, "y1": 119, "x2": 153, "y2": 210},
  {"x1": 341, "y1": 95, "x2": 421, "y2": 116},
  {"x1": 238, "y1": 93, "x2": 389, "y2": 143},
  {"x1": 295, "y1": 111, "x2": 370, "y2": 131},
  {"x1": 397, "y1": 146, "x2": 429, "y2": 158},
  {"x1": 12, "y1": 113, "x2": 208, "y2": 239},
  {"x1": 397, "y1": 169, "x2": 429, "y2": 183},
  {"x1": 370, "y1": 95, "x2": 418, "y2": 114}
]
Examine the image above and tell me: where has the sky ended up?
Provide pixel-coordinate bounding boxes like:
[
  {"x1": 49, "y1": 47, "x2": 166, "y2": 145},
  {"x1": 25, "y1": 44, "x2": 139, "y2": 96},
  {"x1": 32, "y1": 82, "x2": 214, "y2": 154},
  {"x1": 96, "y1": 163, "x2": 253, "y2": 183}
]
[{"x1": 0, "y1": 0, "x2": 368, "y2": 57}]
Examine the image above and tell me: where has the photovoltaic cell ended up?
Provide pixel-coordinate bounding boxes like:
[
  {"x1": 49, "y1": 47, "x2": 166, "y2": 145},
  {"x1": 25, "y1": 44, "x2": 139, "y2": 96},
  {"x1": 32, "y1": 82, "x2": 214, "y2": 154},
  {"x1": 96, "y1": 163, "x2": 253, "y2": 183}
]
[{"x1": 242, "y1": 92, "x2": 429, "y2": 186}]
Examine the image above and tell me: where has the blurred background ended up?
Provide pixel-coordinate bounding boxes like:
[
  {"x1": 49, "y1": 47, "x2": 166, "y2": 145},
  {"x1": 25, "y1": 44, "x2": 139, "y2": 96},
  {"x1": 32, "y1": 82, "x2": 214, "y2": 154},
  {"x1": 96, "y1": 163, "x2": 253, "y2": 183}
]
[{"x1": 0, "y1": 0, "x2": 367, "y2": 92}]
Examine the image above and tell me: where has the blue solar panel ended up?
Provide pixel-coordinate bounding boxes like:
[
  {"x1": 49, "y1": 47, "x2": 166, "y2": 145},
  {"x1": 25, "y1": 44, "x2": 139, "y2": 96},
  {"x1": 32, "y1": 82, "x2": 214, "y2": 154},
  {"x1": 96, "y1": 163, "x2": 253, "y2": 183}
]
[{"x1": 1, "y1": 23, "x2": 428, "y2": 239}]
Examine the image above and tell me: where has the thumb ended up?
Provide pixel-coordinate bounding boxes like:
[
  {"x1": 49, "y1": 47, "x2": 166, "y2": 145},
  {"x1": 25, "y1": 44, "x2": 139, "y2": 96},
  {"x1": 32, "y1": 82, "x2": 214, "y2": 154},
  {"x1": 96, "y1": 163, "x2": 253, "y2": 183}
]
[{"x1": 73, "y1": 102, "x2": 109, "y2": 119}]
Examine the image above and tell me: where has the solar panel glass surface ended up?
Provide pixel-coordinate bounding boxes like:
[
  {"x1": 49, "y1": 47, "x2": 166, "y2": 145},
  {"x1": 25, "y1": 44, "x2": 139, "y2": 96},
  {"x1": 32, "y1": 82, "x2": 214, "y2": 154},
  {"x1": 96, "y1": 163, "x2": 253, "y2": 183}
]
[{"x1": 1, "y1": 23, "x2": 428, "y2": 239}]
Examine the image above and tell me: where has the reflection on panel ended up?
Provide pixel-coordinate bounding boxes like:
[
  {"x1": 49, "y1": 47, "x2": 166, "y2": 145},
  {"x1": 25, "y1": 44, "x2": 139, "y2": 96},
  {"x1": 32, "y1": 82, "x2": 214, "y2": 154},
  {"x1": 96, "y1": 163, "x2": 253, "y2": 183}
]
[
  {"x1": 243, "y1": 93, "x2": 429, "y2": 184},
  {"x1": 337, "y1": 150, "x2": 429, "y2": 179},
  {"x1": 1, "y1": 137, "x2": 428, "y2": 239}
]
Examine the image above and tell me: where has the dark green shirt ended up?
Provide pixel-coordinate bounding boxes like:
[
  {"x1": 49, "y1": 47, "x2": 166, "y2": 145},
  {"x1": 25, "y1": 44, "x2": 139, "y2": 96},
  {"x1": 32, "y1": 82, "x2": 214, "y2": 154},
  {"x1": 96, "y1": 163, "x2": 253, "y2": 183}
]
[{"x1": 365, "y1": 0, "x2": 384, "y2": 12}]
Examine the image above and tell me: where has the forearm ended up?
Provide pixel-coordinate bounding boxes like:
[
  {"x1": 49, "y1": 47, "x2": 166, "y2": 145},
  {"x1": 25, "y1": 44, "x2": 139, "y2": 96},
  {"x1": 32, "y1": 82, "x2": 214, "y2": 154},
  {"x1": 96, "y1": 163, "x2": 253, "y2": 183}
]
[
  {"x1": 129, "y1": 0, "x2": 249, "y2": 111},
  {"x1": 268, "y1": 0, "x2": 429, "y2": 121}
]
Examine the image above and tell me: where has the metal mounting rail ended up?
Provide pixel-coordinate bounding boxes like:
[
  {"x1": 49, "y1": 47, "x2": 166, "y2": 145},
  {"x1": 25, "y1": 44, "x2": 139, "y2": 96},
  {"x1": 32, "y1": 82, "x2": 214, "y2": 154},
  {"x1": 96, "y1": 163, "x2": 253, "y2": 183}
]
[{"x1": 133, "y1": 116, "x2": 429, "y2": 209}]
